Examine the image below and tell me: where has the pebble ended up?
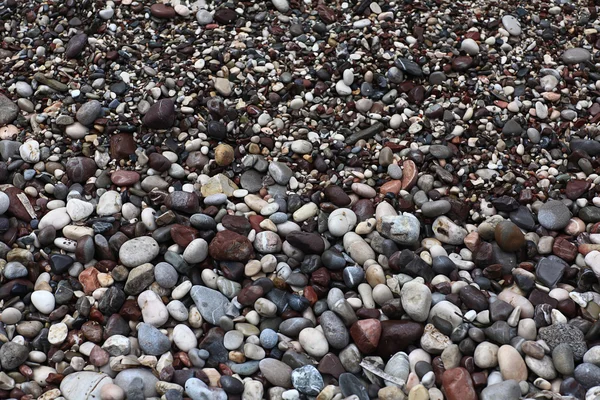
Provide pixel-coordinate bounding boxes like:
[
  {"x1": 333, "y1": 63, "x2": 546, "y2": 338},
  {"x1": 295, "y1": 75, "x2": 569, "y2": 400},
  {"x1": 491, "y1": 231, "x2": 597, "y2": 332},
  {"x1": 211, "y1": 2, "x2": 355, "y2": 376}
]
[{"x1": 1, "y1": 3, "x2": 600, "y2": 400}]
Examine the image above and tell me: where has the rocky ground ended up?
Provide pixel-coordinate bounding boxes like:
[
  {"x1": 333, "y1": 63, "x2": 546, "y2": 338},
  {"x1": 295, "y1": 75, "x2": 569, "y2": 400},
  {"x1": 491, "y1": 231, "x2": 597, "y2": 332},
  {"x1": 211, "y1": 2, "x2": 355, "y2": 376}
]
[{"x1": 2, "y1": 0, "x2": 600, "y2": 399}]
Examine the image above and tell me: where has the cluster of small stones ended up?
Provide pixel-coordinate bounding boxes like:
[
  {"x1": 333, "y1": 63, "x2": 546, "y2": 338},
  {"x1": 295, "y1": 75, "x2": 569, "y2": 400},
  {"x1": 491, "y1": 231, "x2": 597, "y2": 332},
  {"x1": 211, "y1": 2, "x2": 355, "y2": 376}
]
[{"x1": 4, "y1": 0, "x2": 600, "y2": 399}]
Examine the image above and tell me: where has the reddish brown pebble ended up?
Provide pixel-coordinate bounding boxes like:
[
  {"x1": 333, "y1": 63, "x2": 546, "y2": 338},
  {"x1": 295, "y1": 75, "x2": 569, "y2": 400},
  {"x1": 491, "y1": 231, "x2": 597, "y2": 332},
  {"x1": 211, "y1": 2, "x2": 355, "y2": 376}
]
[
  {"x1": 349, "y1": 319, "x2": 381, "y2": 354},
  {"x1": 442, "y1": 367, "x2": 477, "y2": 400}
]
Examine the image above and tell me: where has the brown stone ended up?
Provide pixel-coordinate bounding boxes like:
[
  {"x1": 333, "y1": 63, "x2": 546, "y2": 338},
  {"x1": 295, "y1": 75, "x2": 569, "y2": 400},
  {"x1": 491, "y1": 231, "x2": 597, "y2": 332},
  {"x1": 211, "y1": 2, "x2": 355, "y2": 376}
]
[
  {"x1": 170, "y1": 224, "x2": 199, "y2": 247},
  {"x1": 566, "y1": 180, "x2": 591, "y2": 200},
  {"x1": 552, "y1": 237, "x2": 578, "y2": 262},
  {"x1": 148, "y1": 152, "x2": 172, "y2": 172},
  {"x1": 494, "y1": 221, "x2": 525, "y2": 252},
  {"x1": 110, "y1": 133, "x2": 136, "y2": 160},
  {"x1": 352, "y1": 199, "x2": 375, "y2": 221},
  {"x1": 248, "y1": 215, "x2": 264, "y2": 233},
  {"x1": 286, "y1": 231, "x2": 325, "y2": 254},
  {"x1": 214, "y1": 144, "x2": 234, "y2": 166},
  {"x1": 65, "y1": 157, "x2": 97, "y2": 183},
  {"x1": 378, "y1": 320, "x2": 424, "y2": 360},
  {"x1": 81, "y1": 321, "x2": 103, "y2": 343},
  {"x1": 111, "y1": 170, "x2": 140, "y2": 186},
  {"x1": 150, "y1": 4, "x2": 176, "y2": 18},
  {"x1": 237, "y1": 285, "x2": 264, "y2": 306},
  {"x1": 5, "y1": 187, "x2": 34, "y2": 221},
  {"x1": 379, "y1": 180, "x2": 402, "y2": 195},
  {"x1": 401, "y1": 160, "x2": 418, "y2": 191},
  {"x1": 452, "y1": 56, "x2": 474, "y2": 72},
  {"x1": 119, "y1": 299, "x2": 142, "y2": 321},
  {"x1": 79, "y1": 267, "x2": 101, "y2": 294},
  {"x1": 349, "y1": 319, "x2": 381, "y2": 354},
  {"x1": 323, "y1": 185, "x2": 351, "y2": 207},
  {"x1": 442, "y1": 367, "x2": 477, "y2": 400},
  {"x1": 222, "y1": 215, "x2": 252, "y2": 235},
  {"x1": 318, "y1": 353, "x2": 345, "y2": 378},
  {"x1": 165, "y1": 191, "x2": 199, "y2": 213},
  {"x1": 208, "y1": 230, "x2": 255, "y2": 262}
]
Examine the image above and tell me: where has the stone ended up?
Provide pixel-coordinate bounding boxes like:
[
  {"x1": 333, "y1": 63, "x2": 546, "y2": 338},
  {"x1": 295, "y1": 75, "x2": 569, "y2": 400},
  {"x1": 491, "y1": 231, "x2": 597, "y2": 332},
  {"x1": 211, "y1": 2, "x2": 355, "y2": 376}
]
[
  {"x1": 298, "y1": 328, "x2": 329, "y2": 358},
  {"x1": 0, "y1": 342, "x2": 28, "y2": 370},
  {"x1": 0, "y1": 94, "x2": 19, "y2": 125},
  {"x1": 474, "y1": 342, "x2": 499, "y2": 369},
  {"x1": 291, "y1": 365, "x2": 323, "y2": 395},
  {"x1": 502, "y1": 15, "x2": 521, "y2": 35},
  {"x1": 400, "y1": 281, "x2": 432, "y2": 322},
  {"x1": 66, "y1": 199, "x2": 94, "y2": 221},
  {"x1": 441, "y1": 368, "x2": 477, "y2": 400},
  {"x1": 137, "y1": 323, "x2": 171, "y2": 356},
  {"x1": 480, "y1": 380, "x2": 521, "y2": 400},
  {"x1": 562, "y1": 48, "x2": 592, "y2": 64},
  {"x1": 376, "y1": 214, "x2": 420, "y2": 245},
  {"x1": 183, "y1": 238, "x2": 208, "y2": 264},
  {"x1": 208, "y1": 230, "x2": 255, "y2": 262},
  {"x1": 114, "y1": 369, "x2": 159, "y2": 398},
  {"x1": 96, "y1": 190, "x2": 122, "y2": 216},
  {"x1": 498, "y1": 345, "x2": 527, "y2": 381},
  {"x1": 339, "y1": 373, "x2": 369, "y2": 400},
  {"x1": 259, "y1": 359, "x2": 292, "y2": 388},
  {"x1": 76, "y1": 100, "x2": 102, "y2": 125},
  {"x1": 124, "y1": 263, "x2": 155, "y2": 295},
  {"x1": 31, "y1": 290, "x2": 55, "y2": 314},
  {"x1": 320, "y1": 311, "x2": 350, "y2": 350},
  {"x1": 378, "y1": 321, "x2": 424, "y2": 360},
  {"x1": 575, "y1": 363, "x2": 600, "y2": 389},
  {"x1": 60, "y1": 372, "x2": 113, "y2": 400},
  {"x1": 190, "y1": 285, "x2": 238, "y2": 325},
  {"x1": 538, "y1": 323, "x2": 587, "y2": 360},
  {"x1": 143, "y1": 99, "x2": 175, "y2": 129},
  {"x1": 538, "y1": 201, "x2": 570, "y2": 230},
  {"x1": 137, "y1": 290, "x2": 169, "y2": 327},
  {"x1": 119, "y1": 237, "x2": 160, "y2": 268},
  {"x1": 494, "y1": 221, "x2": 524, "y2": 252},
  {"x1": 65, "y1": 33, "x2": 88, "y2": 58},
  {"x1": 432, "y1": 216, "x2": 467, "y2": 245},
  {"x1": 349, "y1": 319, "x2": 381, "y2": 354}
]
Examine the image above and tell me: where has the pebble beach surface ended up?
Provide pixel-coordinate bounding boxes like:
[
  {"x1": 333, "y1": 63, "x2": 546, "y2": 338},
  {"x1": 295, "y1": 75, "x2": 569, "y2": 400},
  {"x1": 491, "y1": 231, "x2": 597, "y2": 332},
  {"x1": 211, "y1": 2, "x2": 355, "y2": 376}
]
[{"x1": 2, "y1": 0, "x2": 600, "y2": 399}]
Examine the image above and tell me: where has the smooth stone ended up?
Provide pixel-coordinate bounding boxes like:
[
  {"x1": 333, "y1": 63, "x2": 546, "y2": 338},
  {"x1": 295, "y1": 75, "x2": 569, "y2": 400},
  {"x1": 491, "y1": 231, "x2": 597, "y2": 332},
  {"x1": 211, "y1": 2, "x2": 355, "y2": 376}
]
[
  {"x1": 60, "y1": 372, "x2": 113, "y2": 400},
  {"x1": 498, "y1": 345, "x2": 527, "y2": 381},
  {"x1": 119, "y1": 237, "x2": 160, "y2": 268},
  {"x1": 190, "y1": 285, "x2": 238, "y2": 325},
  {"x1": 114, "y1": 369, "x2": 159, "y2": 398},
  {"x1": 538, "y1": 201, "x2": 571, "y2": 230},
  {"x1": 563, "y1": 48, "x2": 592, "y2": 64}
]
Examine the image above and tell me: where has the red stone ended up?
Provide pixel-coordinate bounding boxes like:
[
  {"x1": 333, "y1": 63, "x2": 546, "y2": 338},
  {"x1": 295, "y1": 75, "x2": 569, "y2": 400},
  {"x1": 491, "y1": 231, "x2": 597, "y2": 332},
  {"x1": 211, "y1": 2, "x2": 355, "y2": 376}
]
[
  {"x1": 221, "y1": 215, "x2": 252, "y2": 235},
  {"x1": 553, "y1": 237, "x2": 578, "y2": 262},
  {"x1": 237, "y1": 285, "x2": 264, "y2": 306},
  {"x1": 442, "y1": 368, "x2": 477, "y2": 400},
  {"x1": 380, "y1": 180, "x2": 402, "y2": 195},
  {"x1": 79, "y1": 267, "x2": 100, "y2": 294},
  {"x1": 119, "y1": 299, "x2": 142, "y2": 321},
  {"x1": 111, "y1": 170, "x2": 140, "y2": 186},
  {"x1": 5, "y1": 187, "x2": 34, "y2": 221},
  {"x1": 170, "y1": 224, "x2": 199, "y2": 247},
  {"x1": 401, "y1": 160, "x2": 418, "y2": 191},
  {"x1": 566, "y1": 180, "x2": 591, "y2": 200},
  {"x1": 248, "y1": 215, "x2": 264, "y2": 233},
  {"x1": 349, "y1": 319, "x2": 381, "y2": 354},
  {"x1": 150, "y1": 4, "x2": 176, "y2": 18},
  {"x1": 208, "y1": 230, "x2": 255, "y2": 262}
]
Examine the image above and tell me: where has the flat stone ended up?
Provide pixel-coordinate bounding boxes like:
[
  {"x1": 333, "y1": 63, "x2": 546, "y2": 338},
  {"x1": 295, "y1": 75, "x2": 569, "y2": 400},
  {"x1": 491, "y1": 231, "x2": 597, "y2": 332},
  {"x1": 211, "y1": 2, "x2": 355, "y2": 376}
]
[{"x1": 190, "y1": 285, "x2": 238, "y2": 325}]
